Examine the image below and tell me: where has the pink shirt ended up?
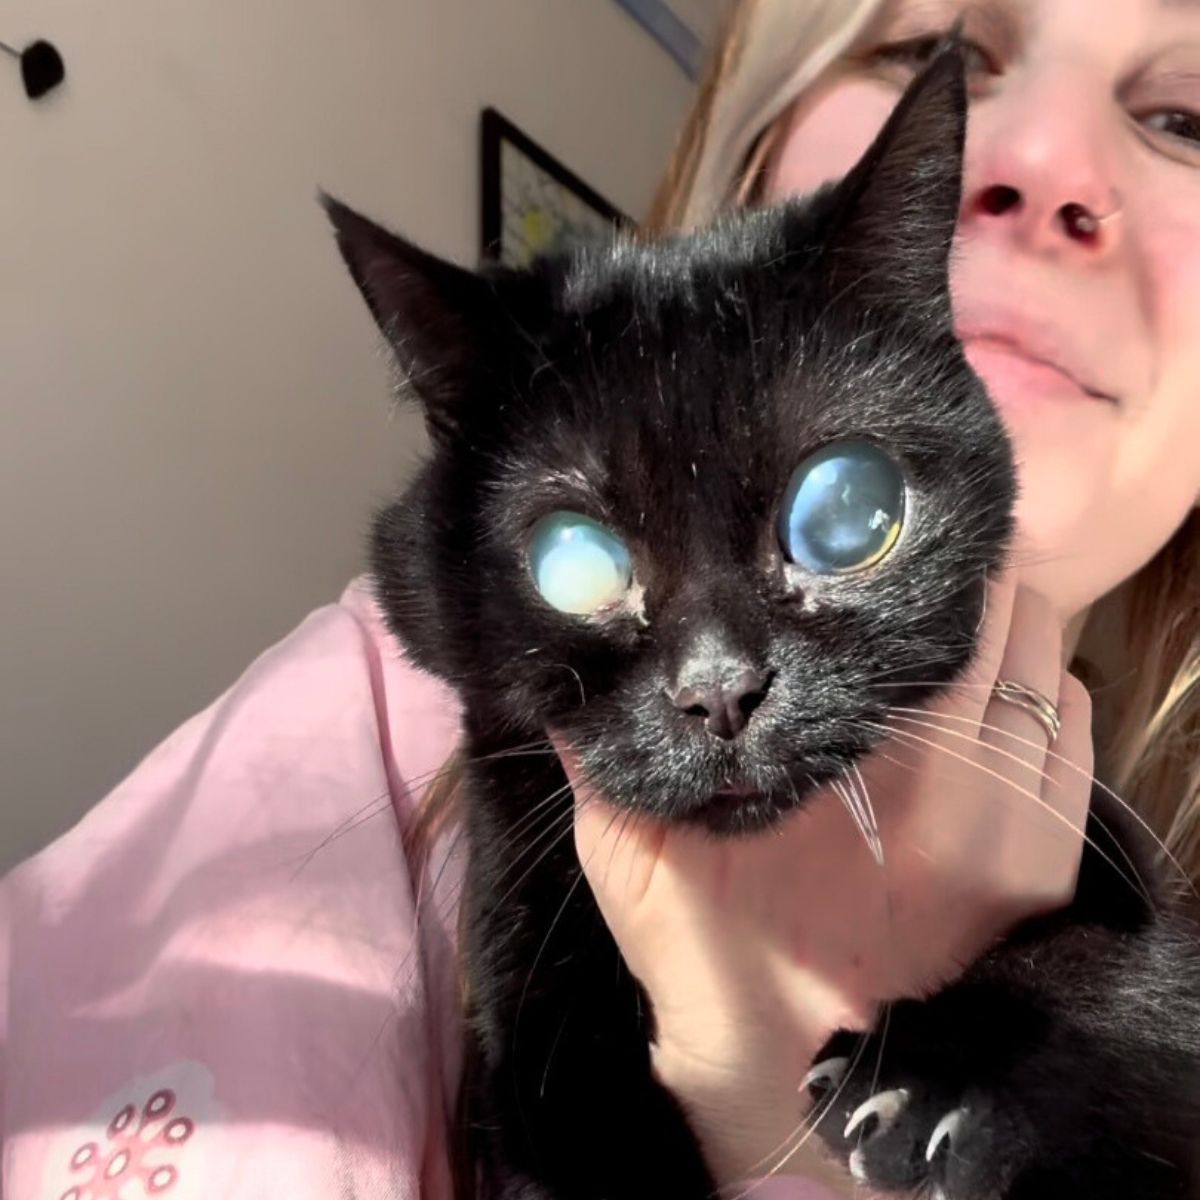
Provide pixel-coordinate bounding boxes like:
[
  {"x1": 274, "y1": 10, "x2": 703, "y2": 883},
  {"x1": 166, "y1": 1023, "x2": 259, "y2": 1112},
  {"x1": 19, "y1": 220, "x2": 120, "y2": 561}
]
[{"x1": 0, "y1": 578, "x2": 835, "y2": 1200}]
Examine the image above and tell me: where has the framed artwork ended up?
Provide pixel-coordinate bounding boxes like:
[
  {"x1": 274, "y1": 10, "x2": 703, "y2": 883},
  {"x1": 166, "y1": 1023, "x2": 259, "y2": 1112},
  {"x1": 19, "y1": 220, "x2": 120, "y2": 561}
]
[{"x1": 480, "y1": 107, "x2": 631, "y2": 267}]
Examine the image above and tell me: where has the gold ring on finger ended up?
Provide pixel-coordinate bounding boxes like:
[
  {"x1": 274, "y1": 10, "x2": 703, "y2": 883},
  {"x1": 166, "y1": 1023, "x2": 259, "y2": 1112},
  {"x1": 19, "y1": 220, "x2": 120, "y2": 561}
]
[{"x1": 991, "y1": 679, "x2": 1062, "y2": 744}]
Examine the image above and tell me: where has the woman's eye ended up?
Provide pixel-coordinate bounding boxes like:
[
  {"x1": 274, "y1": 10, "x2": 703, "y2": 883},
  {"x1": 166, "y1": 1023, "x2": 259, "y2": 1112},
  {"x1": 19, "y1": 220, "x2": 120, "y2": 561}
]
[
  {"x1": 778, "y1": 442, "x2": 906, "y2": 575},
  {"x1": 868, "y1": 35, "x2": 996, "y2": 80},
  {"x1": 528, "y1": 512, "x2": 632, "y2": 615},
  {"x1": 1141, "y1": 109, "x2": 1200, "y2": 149}
]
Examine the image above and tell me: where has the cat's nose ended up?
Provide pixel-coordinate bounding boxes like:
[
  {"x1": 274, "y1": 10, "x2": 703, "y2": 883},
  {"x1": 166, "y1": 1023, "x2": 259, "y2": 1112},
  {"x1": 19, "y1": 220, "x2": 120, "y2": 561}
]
[{"x1": 670, "y1": 667, "x2": 771, "y2": 740}]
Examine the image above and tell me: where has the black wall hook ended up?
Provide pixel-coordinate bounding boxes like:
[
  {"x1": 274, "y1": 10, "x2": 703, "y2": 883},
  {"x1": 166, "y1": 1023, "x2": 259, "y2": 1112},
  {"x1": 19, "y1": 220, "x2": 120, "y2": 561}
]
[{"x1": 1, "y1": 38, "x2": 66, "y2": 100}]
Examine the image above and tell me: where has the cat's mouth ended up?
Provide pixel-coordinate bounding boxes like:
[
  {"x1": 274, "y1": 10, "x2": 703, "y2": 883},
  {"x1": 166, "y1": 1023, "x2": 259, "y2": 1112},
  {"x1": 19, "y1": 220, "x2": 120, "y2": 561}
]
[
  {"x1": 693, "y1": 779, "x2": 805, "y2": 835},
  {"x1": 701, "y1": 786, "x2": 772, "y2": 831},
  {"x1": 712, "y1": 781, "x2": 761, "y2": 800}
]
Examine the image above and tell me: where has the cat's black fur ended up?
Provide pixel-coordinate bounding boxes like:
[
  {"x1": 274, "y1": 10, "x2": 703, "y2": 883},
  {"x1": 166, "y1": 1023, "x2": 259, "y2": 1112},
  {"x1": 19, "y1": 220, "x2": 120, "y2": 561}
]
[{"x1": 324, "y1": 44, "x2": 1200, "y2": 1200}]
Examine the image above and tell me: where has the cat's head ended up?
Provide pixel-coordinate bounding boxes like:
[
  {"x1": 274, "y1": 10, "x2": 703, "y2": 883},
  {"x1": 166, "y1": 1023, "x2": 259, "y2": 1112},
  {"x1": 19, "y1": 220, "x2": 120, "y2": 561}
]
[{"x1": 325, "y1": 42, "x2": 1014, "y2": 835}]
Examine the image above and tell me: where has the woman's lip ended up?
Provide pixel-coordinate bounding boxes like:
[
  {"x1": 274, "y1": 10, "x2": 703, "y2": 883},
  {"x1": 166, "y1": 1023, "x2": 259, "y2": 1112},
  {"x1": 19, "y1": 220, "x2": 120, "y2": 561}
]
[{"x1": 960, "y1": 334, "x2": 1118, "y2": 405}]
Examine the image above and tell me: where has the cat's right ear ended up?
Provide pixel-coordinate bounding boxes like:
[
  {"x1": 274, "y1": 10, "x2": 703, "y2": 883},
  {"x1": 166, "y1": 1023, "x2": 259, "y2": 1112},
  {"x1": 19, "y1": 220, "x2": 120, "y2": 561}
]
[
  {"x1": 321, "y1": 193, "x2": 505, "y2": 444},
  {"x1": 805, "y1": 33, "x2": 968, "y2": 326}
]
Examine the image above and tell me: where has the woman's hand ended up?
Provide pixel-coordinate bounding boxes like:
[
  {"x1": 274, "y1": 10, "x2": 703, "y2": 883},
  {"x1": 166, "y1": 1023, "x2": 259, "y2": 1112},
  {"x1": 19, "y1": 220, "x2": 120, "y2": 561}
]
[{"x1": 560, "y1": 574, "x2": 1093, "y2": 1192}]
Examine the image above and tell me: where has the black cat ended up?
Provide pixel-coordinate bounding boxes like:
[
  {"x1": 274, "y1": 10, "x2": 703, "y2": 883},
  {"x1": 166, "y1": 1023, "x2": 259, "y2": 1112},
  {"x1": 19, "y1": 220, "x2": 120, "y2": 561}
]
[{"x1": 324, "y1": 43, "x2": 1200, "y2": 1200}]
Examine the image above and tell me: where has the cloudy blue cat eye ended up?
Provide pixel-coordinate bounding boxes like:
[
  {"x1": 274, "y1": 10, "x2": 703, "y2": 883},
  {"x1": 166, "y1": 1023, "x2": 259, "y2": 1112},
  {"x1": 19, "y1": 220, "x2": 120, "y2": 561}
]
[
  {"x1": 778, "y1": 442, "x2": 905, "y2": 574},
  {"x1": 528, "y1": 512, "x2": 633, "y2": 615}
]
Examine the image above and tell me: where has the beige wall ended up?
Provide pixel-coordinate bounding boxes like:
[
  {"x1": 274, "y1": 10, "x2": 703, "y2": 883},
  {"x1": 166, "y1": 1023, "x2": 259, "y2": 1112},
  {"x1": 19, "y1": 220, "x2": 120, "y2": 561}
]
[
  {"x1": 667, "y1": 0, "x2": 729, "y2": 45},
  {"x1": 0, "y1": 0, "x2": 696, "y2": 868}
]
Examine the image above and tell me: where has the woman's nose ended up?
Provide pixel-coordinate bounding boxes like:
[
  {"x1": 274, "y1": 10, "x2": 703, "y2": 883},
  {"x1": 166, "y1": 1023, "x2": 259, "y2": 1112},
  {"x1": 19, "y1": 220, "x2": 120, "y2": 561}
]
[{"x1": 959, "y1": 62, "x2": 1124, "y2": 260}]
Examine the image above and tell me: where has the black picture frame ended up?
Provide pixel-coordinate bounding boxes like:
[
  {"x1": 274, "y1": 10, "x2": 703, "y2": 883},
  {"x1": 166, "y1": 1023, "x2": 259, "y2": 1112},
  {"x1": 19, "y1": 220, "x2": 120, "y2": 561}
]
[{"x1": 480, "y1": 107, "x2": 631, "y2": 266}]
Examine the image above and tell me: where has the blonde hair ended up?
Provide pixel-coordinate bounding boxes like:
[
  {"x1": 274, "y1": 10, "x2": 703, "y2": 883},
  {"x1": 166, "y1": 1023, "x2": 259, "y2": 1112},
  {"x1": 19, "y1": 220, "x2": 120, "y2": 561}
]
[{"x1": 414, "y1": 0, "x2": 1200, "y2": 889}]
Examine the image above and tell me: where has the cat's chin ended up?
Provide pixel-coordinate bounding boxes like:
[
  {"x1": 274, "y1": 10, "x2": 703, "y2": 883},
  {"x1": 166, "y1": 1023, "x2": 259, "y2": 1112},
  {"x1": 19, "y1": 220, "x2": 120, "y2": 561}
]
[{"x1": 683, "y1": 786, "x2": 803, "y2": 838}]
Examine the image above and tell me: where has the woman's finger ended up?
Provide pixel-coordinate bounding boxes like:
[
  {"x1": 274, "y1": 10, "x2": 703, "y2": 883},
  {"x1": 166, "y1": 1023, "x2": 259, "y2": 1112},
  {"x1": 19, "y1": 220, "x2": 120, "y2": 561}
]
[
  {"x1": 976, "y1": 585, "x2": 1064, "y2": 781},
  {"x1": 1034, "y1": 669, "x2": 1094, "y2": 901},
  {"x1": 953, "y1": 570, "x2": 1019, "y2": 726},
  {"x1": 945, "y1": 665, "x2": 1090, "y2": 930}
]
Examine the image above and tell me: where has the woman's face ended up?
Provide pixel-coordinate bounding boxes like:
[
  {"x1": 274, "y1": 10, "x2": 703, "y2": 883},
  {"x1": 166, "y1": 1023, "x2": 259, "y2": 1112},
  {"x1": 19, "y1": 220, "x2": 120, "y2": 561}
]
[{"x1": 765, "y1": 0, "x2": 1200, "y2": 621}]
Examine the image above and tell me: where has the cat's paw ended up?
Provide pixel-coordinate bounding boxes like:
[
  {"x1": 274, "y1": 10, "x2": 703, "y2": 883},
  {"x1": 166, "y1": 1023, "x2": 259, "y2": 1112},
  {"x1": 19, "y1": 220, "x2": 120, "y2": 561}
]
[
  {"x1": 801, "y1": 995, "x2": 1177, "y2": 1200},
  {"x1": 805, "y1": 1043, "x2": 998, "y2": 1199}
]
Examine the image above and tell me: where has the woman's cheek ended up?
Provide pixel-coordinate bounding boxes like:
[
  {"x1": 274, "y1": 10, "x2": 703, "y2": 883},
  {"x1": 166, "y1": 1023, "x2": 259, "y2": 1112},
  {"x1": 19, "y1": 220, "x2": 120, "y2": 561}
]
[
  {"x1": 1139, "y1": 195, "x2": 1200, "y2": 429},
  {"x1": 766, "y1": 79, "x2": 900, "y2": 202},
  {"x1": 1121, "y1": 196, "x2": 1200, "y2": 515}
]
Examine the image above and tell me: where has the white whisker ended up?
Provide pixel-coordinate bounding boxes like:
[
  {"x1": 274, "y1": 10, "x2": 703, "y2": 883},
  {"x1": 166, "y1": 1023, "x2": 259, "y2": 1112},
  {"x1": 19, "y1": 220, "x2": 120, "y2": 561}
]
[
  {"x1": 863, "y1": 719, "x2": 1151, "y2": 906},
  {"x1": 886, "y1": 706, "x2": 1195, "y2": 901}
]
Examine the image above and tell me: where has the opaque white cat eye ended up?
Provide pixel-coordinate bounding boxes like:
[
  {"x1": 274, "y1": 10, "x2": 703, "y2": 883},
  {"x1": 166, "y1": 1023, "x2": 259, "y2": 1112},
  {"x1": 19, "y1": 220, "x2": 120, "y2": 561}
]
[{"x1": 528, "y1": 512, "x2": 633, "y2": 615}]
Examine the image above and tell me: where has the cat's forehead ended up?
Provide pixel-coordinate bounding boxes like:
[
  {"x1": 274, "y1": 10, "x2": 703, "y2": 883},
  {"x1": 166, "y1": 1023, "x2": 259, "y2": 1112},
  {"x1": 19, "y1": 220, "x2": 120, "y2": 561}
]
[
  {"x1": 536, "y1": 210, "x2": 943, "y2": 454},
  {"x1": 559, "y1": 203, "x2": 805, "y2": 318},
  {"x1": 490, "y1": 259, "x2": 1004, "y2": 582},
  {"x1": 483, "y1": 193, "x2": 1005, "y2": 542}
]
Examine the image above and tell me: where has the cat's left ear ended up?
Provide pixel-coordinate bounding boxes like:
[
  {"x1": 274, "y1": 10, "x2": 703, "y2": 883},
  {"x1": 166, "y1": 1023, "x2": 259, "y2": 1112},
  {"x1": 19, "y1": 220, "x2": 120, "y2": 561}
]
[
  {"x1": 322, "y1": 192, "x2": 511, "y2": 444},
  {"x1": 813, "y1": 33, "x2": 968, "y2": 325}
]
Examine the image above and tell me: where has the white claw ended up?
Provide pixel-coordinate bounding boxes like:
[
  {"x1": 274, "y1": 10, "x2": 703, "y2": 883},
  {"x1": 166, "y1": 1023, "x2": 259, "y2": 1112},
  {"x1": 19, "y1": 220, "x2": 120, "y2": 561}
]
[
  {"x1": 844, "y1": 1088, "x2": 910, "y2": 1141},
  {"x1": 800, "y1": 1056, "x2": 849, "y2": 1096},
  {"x1": 848, "y1": 1148, "x2": 869, "y2": 1182},
  {"x1": 926, "y1": 1106, "x2": 968, "y2": 1163}
]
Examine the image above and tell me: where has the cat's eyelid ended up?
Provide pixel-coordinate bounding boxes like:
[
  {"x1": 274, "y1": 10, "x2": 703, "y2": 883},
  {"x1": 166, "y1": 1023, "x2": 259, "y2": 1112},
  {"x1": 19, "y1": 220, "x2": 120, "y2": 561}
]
[
  {"x1": 510, "y1": 469, "x2": 613, "y2": 530},
  {"x1": 539, "y1": 466, "x2": 602, "y2": 498}
]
